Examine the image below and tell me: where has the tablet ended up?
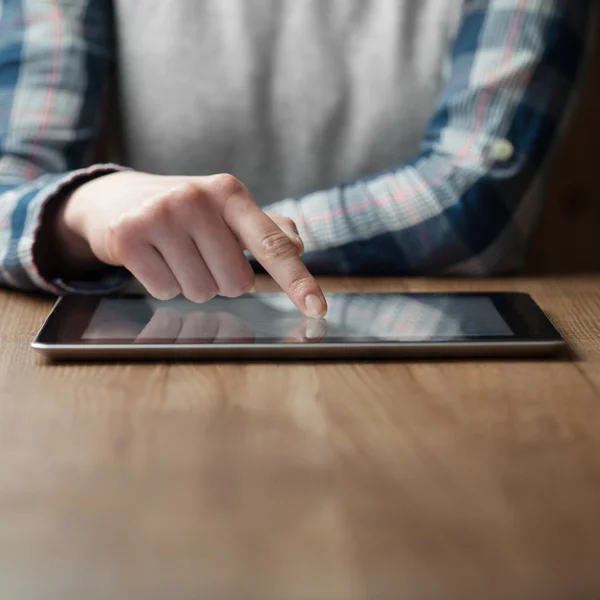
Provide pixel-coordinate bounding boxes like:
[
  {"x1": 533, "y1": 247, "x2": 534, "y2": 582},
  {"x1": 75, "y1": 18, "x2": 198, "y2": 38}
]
[{"x1": 31, "y1": 292, "x2": 565, "y2": 361}]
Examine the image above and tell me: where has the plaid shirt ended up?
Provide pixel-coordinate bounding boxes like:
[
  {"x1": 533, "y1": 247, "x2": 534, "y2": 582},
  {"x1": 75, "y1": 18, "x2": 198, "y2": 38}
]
[{"x1": 0, "y1": 0, "x2": 596, "y2": 293}]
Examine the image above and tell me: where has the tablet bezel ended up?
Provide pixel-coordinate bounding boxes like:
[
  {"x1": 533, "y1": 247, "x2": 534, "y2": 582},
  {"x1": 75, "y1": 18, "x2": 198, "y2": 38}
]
[{"x1": 32, "y1": 292, "x2": 565, "y2": 357}]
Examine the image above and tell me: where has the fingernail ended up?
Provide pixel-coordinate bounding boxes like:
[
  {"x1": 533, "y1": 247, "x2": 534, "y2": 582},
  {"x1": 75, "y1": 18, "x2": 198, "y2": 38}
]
[
  {"x1": 295, "y1": 235, "x2": 305, "y2": 255},
  {"x1": 249, "y1": 285, "x2": 256, "y2": 294},
  {"x1": 305, "y1": 294, "x2": 327, "y2": 318},
  {"x1": 305, "y1": 318, "x2": 326, "y2": 340}
]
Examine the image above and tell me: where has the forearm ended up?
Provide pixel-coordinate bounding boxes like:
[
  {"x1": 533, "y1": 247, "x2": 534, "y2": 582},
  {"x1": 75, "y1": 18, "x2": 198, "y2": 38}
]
[
  {"x1": 264, "y1": 155, "x2": 513, "y2": 276},
  {"x1": 264, "y1": 0, "x2": 596, "y2": 276},
  {"x1": 0, "y1": 0, "x2": 126, "y2": 293}
]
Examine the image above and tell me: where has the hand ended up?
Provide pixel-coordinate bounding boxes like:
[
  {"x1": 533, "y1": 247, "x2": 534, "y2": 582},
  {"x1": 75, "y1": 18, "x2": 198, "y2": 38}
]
[{"x1": 55, "y1": 171, "x2": 327, "y2": 317}]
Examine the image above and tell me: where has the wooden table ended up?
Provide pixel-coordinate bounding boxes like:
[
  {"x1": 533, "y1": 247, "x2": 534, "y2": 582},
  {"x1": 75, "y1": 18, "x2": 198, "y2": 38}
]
[{"x1": 1, "y1": 276, "x2": 600, "y2": 600}]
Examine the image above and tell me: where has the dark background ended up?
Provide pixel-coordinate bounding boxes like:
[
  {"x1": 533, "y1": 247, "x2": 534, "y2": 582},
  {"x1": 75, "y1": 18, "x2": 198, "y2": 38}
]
[{"x1": 526, "y1": 13, "x2": 600, "y2": 273}]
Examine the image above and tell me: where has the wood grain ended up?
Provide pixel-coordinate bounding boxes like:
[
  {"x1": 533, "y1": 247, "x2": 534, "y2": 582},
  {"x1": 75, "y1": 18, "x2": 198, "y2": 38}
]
[{"x1": 1, "y1": 276, "x2": 600, "y2": 600}]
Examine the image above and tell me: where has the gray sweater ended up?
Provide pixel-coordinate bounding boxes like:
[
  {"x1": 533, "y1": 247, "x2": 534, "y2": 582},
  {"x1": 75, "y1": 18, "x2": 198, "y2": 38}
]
[{"x1": 113, "y1": 0, "x2": 463, "y2": 206}]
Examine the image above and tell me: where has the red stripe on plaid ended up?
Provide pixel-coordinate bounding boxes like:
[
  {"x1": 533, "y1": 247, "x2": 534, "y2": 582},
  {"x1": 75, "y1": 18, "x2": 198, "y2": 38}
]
[
  {"x1": 292, "y1": 140, "x2": 490, "y2": 228},
  {"x1": 456, "y1": 0, "x2": 528, "y2": 161},
  {"x1": 24, "y1": 3, "x2": 64, "y2": 180},
  {"x1": 293, "y1": 162, "x2": 456, "y2": 227}
]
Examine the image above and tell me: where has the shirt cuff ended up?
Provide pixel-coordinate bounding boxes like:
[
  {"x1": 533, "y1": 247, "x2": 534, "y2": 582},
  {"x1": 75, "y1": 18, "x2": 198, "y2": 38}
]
[{"x1": 23, "y1": 164, "x2": 132, "y2": 294}]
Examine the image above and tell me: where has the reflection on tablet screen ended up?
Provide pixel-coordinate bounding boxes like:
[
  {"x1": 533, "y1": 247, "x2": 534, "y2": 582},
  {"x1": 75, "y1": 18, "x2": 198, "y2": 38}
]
[{"x1": 81, "y1": 294, "x2": 514, "y2": 344}]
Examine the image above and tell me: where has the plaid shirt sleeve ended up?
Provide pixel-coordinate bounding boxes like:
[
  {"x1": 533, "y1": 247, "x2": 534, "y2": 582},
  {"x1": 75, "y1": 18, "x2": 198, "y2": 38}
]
[
  {"x1": 263, "y1": 0, "x2": 597, "y2": 276},
  {"x1": 0, "y1": 0, "x2": 127, "y2": 294}
]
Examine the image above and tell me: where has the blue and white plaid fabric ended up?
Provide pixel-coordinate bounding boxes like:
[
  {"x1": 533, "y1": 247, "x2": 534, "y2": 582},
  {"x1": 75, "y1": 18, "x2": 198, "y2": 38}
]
[{"x1": 0, "y1": 0, "x2": 596, "y2": 292}]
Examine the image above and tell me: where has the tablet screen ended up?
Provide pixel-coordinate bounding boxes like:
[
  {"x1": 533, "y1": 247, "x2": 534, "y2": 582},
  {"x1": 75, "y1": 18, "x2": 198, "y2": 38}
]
[{"x1": 77, "y1": 293, "x2": 514, "y2": 344}]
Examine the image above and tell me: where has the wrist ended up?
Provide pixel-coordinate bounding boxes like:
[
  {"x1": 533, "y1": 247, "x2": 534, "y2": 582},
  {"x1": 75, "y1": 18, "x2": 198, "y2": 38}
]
[
  {"x1": 35, "y1": 178, "x2": 106, "y2": 280},
  {"x1": 57, "y1": 185, "x2": 101, "y2": 270}
]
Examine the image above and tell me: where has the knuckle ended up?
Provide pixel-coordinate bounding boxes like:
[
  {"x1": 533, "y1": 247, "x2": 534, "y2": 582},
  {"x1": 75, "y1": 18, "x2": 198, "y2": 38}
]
[
  {"x1": 211, "y1": 173, "x2": 246, "y2": 198},
  {"x1": 287, "y1": 275, "x2": 315, "y2": 299},
  {"x1": 257, "y1": 229, "x2": 296, "y2": 260},
  {"x1": 153, "y1": 183, "x2": 202, "y2": 220}
]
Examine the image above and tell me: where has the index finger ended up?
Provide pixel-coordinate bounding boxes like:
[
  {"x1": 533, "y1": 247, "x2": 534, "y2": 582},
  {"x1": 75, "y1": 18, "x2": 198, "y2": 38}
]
[{"x1": 223, "y1": 194, "x2": 327, "y2": 317}]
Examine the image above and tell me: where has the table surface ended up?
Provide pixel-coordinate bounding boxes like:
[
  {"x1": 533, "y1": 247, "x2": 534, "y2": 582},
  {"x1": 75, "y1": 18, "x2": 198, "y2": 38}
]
[{"x1": 1, "y1": 275, "x2": 600, "y2": 600}]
